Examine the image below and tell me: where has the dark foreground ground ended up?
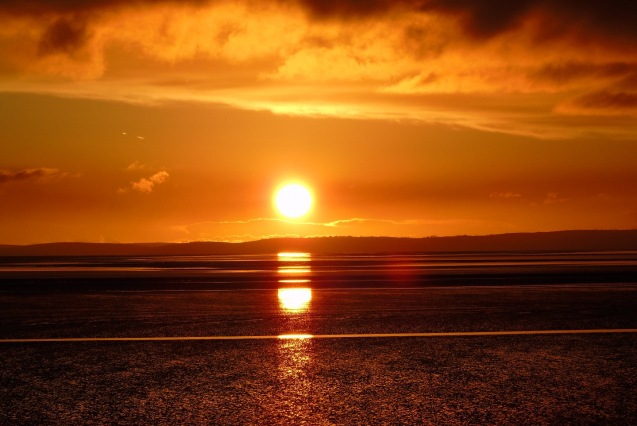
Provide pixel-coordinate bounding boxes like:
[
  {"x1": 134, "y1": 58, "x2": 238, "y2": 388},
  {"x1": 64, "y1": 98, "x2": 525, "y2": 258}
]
[
  {"x1": 1, "y1": 284, "x2": 637, "y2": 424},
  {"x1": 2, "y1": 334, "x2": 636, "y2": 425}
]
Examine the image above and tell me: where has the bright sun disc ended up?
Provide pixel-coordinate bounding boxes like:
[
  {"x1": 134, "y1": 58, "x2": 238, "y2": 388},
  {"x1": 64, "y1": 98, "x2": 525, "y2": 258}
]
[{"x1": 275, "y1": 184, "x2": 313, "y2": 218}]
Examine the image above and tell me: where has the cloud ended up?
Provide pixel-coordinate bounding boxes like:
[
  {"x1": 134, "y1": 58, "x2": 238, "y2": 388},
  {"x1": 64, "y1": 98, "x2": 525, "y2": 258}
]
[
  {"x1": 543, "y1": 192, "x2": 568, "y2": 205},
  {"x1": 38, "y1": 17, "x2": 91, "y2": 56},
  {"x1": 531, "y1": 62, "x2": 637, "y2": 87},
  {"x1": 490, "y1": 192, "x2": 522, "y2": 199},
  {"x1": 0, "y1": 168, "x2": 62, "y2": 184},
  {"x1": 125, "y1": 161, "x2": 146, "y2": 171},
  {"x1": 130, "y1": 170, "x2": 169, "y2": 193},
  {"x1": 175, "y1": 216, "x2": 508, "y2": 241},
  {"x1": 292, "y1": 0, "x2": 637, "y2": 42},
  {"x1": 0, "y1": 0, "x2": 636, "y2": 138},
  {"x1": 557, "y1": 90, "x2": 637, "y2": 116},
  {"x1": 3, "y1": 0, "x2": 636, "y2": 42}
]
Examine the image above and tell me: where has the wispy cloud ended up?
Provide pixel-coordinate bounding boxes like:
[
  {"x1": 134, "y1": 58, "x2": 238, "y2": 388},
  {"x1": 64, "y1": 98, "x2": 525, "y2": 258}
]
[
  {"x1": 543, "y1": 192, "x2": 568, "y2": 205},
  {"x1": 174, "y1": 216, "x2": 511, "y2": 241},
  {"x1": 490, "y1": 192, "x2": 522, "y2": 199},
  {"x1": 125, "y1": 161, "x2": 146, "y2": 171},
  {"x1": 557, "y1": 90, "x2": 637, "y2": 116},
  {"x1": 0, "y1": 168, "x2": 63, "y2": 185}
]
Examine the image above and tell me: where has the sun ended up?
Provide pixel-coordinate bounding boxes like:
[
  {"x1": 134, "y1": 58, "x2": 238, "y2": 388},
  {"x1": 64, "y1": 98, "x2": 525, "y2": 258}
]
[{"x1": 274, "y1": 183, "x2": 313, "y2": 218}]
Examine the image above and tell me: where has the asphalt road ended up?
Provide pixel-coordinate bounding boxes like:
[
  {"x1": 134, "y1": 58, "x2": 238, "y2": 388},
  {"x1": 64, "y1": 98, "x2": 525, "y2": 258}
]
[{"x1": 2, "y1": 284, "x2": 637, "y2": 424}]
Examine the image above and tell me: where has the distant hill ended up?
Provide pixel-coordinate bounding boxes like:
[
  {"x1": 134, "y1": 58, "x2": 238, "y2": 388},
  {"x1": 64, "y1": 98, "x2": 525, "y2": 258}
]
[{"x1": 1, "y1": 230, "x2": 636, "y2": 256}]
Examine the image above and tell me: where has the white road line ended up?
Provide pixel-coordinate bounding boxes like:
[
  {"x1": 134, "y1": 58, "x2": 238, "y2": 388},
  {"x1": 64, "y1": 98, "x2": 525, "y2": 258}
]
[{"x1": 2, "y1": 329, "x2": 637, "y2": 343}]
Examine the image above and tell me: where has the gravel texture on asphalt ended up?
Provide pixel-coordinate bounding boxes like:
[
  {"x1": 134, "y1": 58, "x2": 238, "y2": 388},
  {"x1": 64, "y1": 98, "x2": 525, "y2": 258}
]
[
  {"x1": 2, "y1": 285, "x2": 637, "y2": 425},
  {"x1": 2, "y1": 334, "x2": 636, "y2": 425}
]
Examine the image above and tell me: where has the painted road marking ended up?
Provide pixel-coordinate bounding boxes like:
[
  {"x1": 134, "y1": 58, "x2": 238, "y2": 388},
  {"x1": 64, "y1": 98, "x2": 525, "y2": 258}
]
[{"x1": 2, "y1": 329, "x2": 637, "y2": 343}]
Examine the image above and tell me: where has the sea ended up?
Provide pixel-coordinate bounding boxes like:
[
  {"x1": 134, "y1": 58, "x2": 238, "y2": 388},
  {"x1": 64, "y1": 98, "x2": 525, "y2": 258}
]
[{"x1": 1, "y1": 250, "x2": 637, "y2": 290}]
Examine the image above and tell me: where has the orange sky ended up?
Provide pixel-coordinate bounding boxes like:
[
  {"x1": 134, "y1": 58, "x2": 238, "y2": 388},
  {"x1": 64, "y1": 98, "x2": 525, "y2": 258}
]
[{"x1": 1, "y1": 0, "x2": 636, "y2": 244}]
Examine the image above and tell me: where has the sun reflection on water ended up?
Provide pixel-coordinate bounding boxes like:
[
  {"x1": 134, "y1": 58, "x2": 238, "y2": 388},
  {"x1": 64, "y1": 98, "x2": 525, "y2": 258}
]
[
  {"x1": 272, "y1": 252, "x2": 322, "y2": 422},
  {"x1": 277, "y1": 251, "x2": 313, "y2": 339},
  {"x1": 278, "y1": 266, "x2": 312, "y2": 274},
  {"x1": 278, "y1": 288, "x2": 312, "y2": 312},
  {"x1": 277, "y1": 252, "x2": 313, "y2": 314},
  {"x1": 278, "y1": 252, "x2": 312, "y2": 277},
  {"x1": 277, "y1": 252, "x2": 311, "y2": 260}
]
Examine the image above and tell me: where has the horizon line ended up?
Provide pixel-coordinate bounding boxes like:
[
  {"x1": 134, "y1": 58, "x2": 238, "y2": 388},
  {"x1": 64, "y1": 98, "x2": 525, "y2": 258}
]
[{"x1": 2, "y1": 228, "x2": 636, "y2": 247}]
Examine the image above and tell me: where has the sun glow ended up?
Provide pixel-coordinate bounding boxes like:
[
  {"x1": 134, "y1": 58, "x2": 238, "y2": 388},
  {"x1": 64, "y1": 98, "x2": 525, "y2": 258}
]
[{"x1": 274, "y1": 183, "x2": 313, "y2": 218}]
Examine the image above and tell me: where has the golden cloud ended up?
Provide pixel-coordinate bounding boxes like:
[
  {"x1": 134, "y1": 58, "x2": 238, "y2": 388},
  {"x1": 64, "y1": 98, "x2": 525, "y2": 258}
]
[
  {"x1": 1, "y1": 0, "x2": 636, "y2": 137},
  {"x1": 130, "y1": 170, "x2": 170, "y2": 193}
]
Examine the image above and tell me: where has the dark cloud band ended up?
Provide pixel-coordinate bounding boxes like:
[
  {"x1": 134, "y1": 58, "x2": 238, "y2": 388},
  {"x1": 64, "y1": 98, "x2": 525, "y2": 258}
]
[
  {"x1": 4, "y1": 0, "x2": 636, "y2": 43},
  {"x1": 0, "y1": 168, "x2": 60, "y2": 184}
]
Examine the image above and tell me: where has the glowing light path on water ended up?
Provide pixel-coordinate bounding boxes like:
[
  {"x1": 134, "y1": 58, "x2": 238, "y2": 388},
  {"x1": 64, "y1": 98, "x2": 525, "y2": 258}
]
[{"x1": 2, "y1": 329, "x2": 637, "y2": 343}]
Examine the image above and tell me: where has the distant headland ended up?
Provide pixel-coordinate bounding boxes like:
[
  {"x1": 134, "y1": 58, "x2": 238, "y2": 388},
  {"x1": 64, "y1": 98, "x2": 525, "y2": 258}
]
[{"x1": 1, "y1": 230, "x2": 636, "y2": 256}]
